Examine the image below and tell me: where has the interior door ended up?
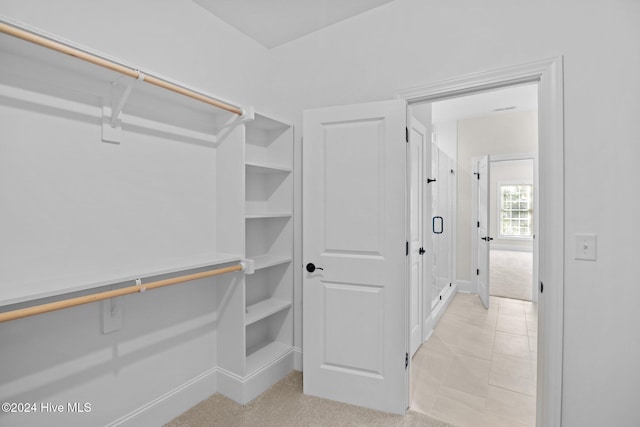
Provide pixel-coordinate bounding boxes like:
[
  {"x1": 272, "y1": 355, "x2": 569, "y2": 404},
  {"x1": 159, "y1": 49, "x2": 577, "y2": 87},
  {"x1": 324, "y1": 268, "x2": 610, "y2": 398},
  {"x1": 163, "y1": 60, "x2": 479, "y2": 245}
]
[
  {"x1": 303, "y1": 99, "x2": 408, "y2": 414},
  {"x1": 477, "y1": 155, "x2": 490, "y2": 308},
  {"x1": 409, "y1": 116, "x2": 426, "y2": 356}
]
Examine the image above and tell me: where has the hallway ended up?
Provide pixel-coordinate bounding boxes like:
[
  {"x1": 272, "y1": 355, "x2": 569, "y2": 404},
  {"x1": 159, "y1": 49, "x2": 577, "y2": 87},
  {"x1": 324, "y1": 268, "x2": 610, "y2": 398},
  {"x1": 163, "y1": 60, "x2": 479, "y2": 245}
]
[{"x1": 411, "y1": 293, "x2": 537, "y2": 427}]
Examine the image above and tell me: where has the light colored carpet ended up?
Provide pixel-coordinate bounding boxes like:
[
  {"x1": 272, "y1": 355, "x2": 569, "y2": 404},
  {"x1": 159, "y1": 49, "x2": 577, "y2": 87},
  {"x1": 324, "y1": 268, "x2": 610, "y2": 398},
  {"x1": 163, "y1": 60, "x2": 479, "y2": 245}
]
[
  {"x1": 166, "y1": 371, "x2": 455, "y2": 427},
  {"x1": 490, "y1": 250, "x2": 532, "y2": 301}
]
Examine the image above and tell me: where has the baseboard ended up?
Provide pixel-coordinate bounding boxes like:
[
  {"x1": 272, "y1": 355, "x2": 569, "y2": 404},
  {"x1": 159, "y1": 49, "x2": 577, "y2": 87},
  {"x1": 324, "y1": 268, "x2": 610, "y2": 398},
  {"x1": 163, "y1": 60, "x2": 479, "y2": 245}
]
[
  {"x1": 432, "y1": 283, "x2": 456, "y2": 326},
  {"x1": 422, "y1": 316, "x2": 434, "y2": 342},
  {"x1": 218, "y1": 350, "x2": 294, "y2": 405},
  {"x1": 293, "y1": 346, "x2": 302, "y2": 371},
  {"x1": 456, "y1": 279, "x2": 474, "y2": 293},
  {"x1": 107, "y1": 367, "x2": 218, "y2": 427},
  {"x1": 108, "y1": 350, "x2": 295, "y2": 425}
]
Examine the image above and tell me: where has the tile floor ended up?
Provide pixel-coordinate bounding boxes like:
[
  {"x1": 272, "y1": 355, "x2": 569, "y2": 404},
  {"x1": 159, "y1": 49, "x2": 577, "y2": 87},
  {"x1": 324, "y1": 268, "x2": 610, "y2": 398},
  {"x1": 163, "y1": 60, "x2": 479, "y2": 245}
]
[{"x1": 410, "y1": 293, "x2": 537, "y2": 427}]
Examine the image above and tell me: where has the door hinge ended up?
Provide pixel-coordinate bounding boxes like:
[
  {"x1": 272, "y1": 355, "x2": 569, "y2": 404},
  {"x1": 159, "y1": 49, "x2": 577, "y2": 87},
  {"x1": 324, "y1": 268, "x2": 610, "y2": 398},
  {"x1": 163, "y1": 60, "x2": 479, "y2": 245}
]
[
  {"x1": 439, "y1": 295, "x2": 442, "y2": 300},
  {"x1": 405, "y1": 127, "x2": 408, "y2": 143},
  {"x1": 419, "y1": 247, "x2": 425, "y2": 255},
  {"x1": 540, "y1": 281, "x2": 544, "y2": 293},
  {"x1": 476, "y1": 268, "x2": 480, "y2": 276},
  {"x1": 406, "y1": 241, "x2": 409, "y2": 256},
  {"x1": 405, "y1": 352, "x2": 409, "y2": 369},
  {"x1": 477, "y1": 221, "x2": 480, "y2": 228},
  {"x1": 474, "y1": 172, "x2": 480, "y2": 180}
]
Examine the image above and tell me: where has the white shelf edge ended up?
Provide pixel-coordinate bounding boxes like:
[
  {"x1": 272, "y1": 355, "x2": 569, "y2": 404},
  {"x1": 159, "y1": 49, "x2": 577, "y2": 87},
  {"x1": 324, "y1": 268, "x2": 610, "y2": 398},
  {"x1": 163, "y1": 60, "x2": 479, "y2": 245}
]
[
  {"x1": 247, "y1": 113, "x2": 293, "y2": 130},
  {"x1": 249, "y1": 255, "x2": 293, "y2": 271},
  {"x1": 245, "y1": 341, "x2": 292, "y2": 375},
  {"x1": 0, "y1": 252, "x2": 243, "y2": 308},
  {"x1": 245, "y1": 212, "x2": 292, "y2": 219},
  {"x1": 245, "y1": 162, "x2": 292, "y2": 174},
  {"x1": 245, "y1": 298, "x2": 292, "y2": 326}
]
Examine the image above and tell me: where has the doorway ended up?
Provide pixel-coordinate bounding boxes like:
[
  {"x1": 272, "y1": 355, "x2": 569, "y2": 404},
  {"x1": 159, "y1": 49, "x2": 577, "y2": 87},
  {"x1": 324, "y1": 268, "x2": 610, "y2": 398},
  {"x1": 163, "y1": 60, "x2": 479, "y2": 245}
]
[
  {"x1": 301, "y1": 57, "x2": 564, "y2": 426},
  {"x1": 488, "y1": 155, "x2": 538, "y2": 303},
  {"x1": 407, "y1": 83, "x2": 542, "y2": 426}
]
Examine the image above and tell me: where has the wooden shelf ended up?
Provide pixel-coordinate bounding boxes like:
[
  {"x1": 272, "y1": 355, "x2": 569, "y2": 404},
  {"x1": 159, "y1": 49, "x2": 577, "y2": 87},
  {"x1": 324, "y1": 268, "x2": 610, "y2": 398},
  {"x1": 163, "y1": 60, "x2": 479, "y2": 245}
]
[
  {"x1": 246, "y1": 341, "x2": 291, "y2": 375},
  {"x1": 250, "y1": 255, "x2": 292, "y2": 271},
  {"x1": 245, "y1": 298, "x2": 292, "y2": 326},
  {"x1": 246, "y1": 162, "x2": 292, "y2": 174}
]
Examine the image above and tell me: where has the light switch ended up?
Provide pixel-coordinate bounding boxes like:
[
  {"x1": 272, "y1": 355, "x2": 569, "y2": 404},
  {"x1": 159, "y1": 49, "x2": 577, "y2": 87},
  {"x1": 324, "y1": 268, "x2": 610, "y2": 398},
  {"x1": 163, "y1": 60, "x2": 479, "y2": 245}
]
[{"x1": 575, "y1": 233, "x2": 597, "y2": 261}]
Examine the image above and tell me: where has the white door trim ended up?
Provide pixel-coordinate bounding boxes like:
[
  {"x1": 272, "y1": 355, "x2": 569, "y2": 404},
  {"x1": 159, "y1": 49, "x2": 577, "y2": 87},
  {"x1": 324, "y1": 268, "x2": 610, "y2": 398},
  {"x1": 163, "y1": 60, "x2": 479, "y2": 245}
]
[{"x1": 396, "y1": 56, "x2": 565, "y2": 427}]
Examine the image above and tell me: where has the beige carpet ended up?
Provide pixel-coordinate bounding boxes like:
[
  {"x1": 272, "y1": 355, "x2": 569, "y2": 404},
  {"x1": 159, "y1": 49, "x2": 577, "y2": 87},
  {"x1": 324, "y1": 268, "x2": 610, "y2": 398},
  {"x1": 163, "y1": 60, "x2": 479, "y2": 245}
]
[
  {"x1": 490, "y1": 250, "x2": 533, "y2": 301},
  {"x1": 166, "y1": 371, "x2": 454, "y2": 427}
]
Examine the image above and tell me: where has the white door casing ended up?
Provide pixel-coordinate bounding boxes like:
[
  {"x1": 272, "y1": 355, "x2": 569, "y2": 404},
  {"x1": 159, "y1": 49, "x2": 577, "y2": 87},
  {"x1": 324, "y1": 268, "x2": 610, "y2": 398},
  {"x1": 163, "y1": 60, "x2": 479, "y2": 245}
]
[
  {"x1": 409, "y1": 116, "x2": 427, "y2": 356},
  {"x1": 302, "y1": 99, "x2": 408, "y2": 414},
  {"x1": 397, "y1": 57, "x2": 564, "y2": 427},
  {"x1": 477, "y1": 155, "x2": 490, "y2": 309}
]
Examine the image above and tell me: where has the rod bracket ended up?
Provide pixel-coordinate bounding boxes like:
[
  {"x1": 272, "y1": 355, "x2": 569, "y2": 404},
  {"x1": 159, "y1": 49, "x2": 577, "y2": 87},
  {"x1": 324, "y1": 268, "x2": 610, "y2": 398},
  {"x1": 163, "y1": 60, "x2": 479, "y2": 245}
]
[
  {"x1": 101, "y1": 72, "x2": 144, "y2": 144},
  {"x1": 214, "y1": 106, "x2": 255, "y2": 144},
  {"x1": 240, "y1": 259, "x2": 255, "y2": 275}
]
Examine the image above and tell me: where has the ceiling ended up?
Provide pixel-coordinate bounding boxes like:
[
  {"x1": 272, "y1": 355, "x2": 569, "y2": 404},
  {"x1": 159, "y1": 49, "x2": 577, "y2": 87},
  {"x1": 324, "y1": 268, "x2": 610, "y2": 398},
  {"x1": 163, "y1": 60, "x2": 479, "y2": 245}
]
[
  {"x1": 430, "y1": 84, "x2": 538, "y2": 123},
  {"x1": 193, "y1": 0, "x2": 396, "y2": 49}
]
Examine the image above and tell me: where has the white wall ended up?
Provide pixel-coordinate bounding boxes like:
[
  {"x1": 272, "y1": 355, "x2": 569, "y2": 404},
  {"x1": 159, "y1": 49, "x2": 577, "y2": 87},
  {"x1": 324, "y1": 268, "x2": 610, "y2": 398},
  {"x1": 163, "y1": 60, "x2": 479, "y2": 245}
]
[
  {"x1": 432, "y1": 120, "x2": 457, "y2": 161},
  {"x1": 2, "y1": 0, "x2": 640, "y2": 425},
  {"x1": 266, "y1": 0, "x2": 640, "y2": 425},
  {"x1": 457, "y1": 111, "x2": 538, "y2": 280},
  {"x1": 490, "y1": 159, "x2": 535, "y2": 252},
  {"x1": 0, "y1": 1, "x2": 271, "y2": 426}
]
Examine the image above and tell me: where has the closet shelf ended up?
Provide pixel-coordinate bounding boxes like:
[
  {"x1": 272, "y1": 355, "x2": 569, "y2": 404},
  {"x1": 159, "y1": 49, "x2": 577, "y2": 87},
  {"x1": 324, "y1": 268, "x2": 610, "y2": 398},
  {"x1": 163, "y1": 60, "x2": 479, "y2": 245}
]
[
  {"x1": 245, "y1": 298, "x2": 292, "y2": 326},
  {"x1": 0, "y1": 252, "x2": 242, "y2": 308},
  {"x1": 245, "y1": 162, "x2": 292, "y2": 174},
  {"x1": 250, "y1": 255, "x2": 292, "y2": 271},
  {"x1": 0, "y1": 21, "x2": 243, "y2": 117},
  {"x1": 245, "y1": 212, "x2": 292, "y2": 219},
  {"x1": 246, "y1": 341, "x2": 291, "y2": 375}
]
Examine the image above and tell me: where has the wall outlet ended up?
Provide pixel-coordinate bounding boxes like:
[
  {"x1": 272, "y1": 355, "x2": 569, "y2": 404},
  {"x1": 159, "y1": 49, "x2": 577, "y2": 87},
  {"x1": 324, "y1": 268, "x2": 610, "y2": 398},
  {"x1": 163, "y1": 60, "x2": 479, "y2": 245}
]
[{"x1": 575, "y1": 233, "x2": 597, "y2": 261}]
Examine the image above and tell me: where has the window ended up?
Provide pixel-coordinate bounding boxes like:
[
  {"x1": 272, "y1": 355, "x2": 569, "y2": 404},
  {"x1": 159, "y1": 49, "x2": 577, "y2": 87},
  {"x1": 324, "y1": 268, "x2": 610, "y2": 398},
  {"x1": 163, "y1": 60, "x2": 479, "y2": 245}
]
[{"x1": 499, "y1": 183, "x2": 533, "y2": 237}]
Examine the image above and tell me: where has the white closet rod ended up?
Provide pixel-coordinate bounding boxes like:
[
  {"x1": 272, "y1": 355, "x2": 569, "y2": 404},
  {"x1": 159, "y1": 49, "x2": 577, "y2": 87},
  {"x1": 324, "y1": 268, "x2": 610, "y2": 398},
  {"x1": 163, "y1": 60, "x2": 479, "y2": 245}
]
[
  {"x1": 0, "y1": 22, "x2": 244, "y2": 116},
  {"x1": 0, "y1": 264, "x2": 244, "y2": 322}
]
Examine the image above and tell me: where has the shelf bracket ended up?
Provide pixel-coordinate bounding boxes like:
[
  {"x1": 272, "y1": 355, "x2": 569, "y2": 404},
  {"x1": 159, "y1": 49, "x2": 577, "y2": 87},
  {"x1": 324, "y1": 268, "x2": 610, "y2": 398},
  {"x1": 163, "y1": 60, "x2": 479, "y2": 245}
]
[
  {"x1": 240, "y1": 258, "x2": 255, "y2": 275},
  {"x1": 102, "y1": 295, "x2": 123, "y2": 334},
  {"x1": 214, "y1": 106, "x2": 255, "y2": 145},
  {"x1": 101, "y1": 72, "x2": 144, "y2": 144}
]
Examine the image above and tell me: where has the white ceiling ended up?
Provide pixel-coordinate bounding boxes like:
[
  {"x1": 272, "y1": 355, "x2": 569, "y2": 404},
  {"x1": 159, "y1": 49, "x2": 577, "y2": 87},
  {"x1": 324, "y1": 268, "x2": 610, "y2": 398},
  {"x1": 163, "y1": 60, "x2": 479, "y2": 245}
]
[
  {"x1": 193, "y1": 0, "x2": 396, "y2": 49},
  {"x1": 431, "y1": 84, "x2": 538, "y2": 123}
]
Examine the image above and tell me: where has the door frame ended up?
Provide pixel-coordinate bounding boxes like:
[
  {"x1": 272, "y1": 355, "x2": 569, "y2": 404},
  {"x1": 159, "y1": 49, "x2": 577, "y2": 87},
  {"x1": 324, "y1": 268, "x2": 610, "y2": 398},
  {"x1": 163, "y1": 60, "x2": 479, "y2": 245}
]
[
  {"x1": 408, "y1": 114, "x2": 427, "y2": 357},
  {"x1": 396, "y1": 56, "x2": 565, "y2": 427}
]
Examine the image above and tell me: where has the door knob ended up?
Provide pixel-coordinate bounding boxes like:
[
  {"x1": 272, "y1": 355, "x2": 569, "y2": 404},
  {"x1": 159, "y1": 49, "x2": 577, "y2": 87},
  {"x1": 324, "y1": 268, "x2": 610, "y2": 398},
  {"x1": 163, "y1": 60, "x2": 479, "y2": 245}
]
[
  {"x1": 481, "y1": 236, "x2": 494, "y2": 241},
  {"x1": 306, "y1": 263, "x2": 324, "y2": 273}
]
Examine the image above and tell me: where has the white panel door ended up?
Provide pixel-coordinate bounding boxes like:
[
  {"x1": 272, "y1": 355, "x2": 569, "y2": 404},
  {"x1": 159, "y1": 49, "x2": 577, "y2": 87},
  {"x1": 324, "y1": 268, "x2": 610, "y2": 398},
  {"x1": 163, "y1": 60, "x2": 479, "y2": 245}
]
[
  {"x1": 303, "y1": 99, "x2": 407, "y2": 414},
  {"x1": 409, "y1": 116, "x2": 427, "y2": 356},
  {"x1": 477, "y1": 155, "x2": 490, "y2": 309}
]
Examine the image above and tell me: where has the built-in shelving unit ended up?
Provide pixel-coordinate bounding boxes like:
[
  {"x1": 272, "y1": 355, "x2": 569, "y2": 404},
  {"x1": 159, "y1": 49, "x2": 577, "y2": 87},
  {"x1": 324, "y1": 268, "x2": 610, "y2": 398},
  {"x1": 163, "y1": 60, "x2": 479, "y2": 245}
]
[
  {"x1": 242, "y1": 114, "x2": 294, "y2": 389},
  {"x1": 0, "y1": 21, "x2": 295, "y2": 414}
]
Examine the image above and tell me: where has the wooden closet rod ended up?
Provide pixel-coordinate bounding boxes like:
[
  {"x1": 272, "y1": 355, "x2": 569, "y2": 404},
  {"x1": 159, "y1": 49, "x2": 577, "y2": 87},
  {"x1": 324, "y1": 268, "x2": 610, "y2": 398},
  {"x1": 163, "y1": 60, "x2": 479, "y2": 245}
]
[
  {"x1": 0, "y1": 22, "x2": 244, "y2": 116},
  {"x1": 0, "y1": 264, "x2": 243, "y2": 323}
]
